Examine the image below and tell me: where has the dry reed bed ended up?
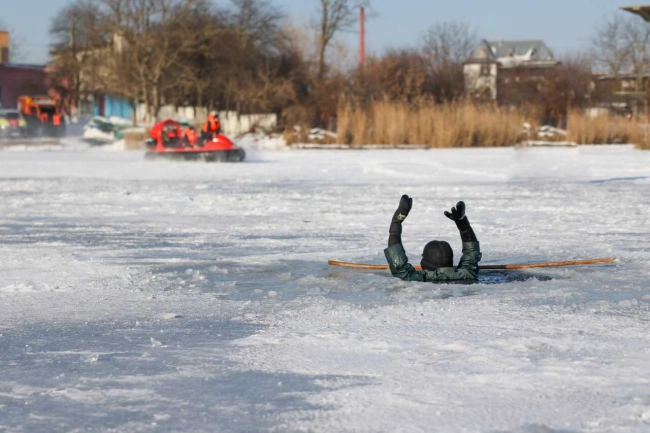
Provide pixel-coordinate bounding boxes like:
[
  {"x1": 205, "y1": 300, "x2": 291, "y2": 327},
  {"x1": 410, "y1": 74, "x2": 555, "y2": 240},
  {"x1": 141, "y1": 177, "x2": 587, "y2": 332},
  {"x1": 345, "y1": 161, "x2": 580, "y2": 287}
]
[
  {"x1": 337, "y1": 100, "x2": 530, "y2": 147},
  {"x1": 335, "y1": 100, "x2": 647, "y2": 148},
  {"x1": 567, "y1": 110, "x2": 645, "y2": 148}
]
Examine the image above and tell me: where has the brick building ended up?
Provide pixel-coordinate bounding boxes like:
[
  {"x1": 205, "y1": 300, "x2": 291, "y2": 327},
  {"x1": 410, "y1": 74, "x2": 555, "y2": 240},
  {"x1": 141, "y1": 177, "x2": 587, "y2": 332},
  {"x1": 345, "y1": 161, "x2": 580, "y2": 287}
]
[
  {"x1": 0, "y1": 64, "x2": 49, "y2": 109},
  {"x1": 464, "y1": 40, "x2": 559, "y2": 103},
  {"x1": 0, "y1": 30, "x2": 48, "y2": 109}
]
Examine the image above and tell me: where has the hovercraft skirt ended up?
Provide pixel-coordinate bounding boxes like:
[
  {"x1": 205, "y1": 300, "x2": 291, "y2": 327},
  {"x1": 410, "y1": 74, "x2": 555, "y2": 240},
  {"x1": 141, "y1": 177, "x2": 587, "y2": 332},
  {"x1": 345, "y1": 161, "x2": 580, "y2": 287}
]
[{"x1": 145, "y1": 148, "x2": 246, "y2": 162}]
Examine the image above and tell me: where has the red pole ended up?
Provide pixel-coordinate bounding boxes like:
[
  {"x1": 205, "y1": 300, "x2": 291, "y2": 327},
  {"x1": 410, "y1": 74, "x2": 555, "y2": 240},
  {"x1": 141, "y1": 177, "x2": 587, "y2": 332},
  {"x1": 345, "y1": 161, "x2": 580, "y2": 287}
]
[{"x1": 360, "y1": 7, "x2": 365, "y2": 72}]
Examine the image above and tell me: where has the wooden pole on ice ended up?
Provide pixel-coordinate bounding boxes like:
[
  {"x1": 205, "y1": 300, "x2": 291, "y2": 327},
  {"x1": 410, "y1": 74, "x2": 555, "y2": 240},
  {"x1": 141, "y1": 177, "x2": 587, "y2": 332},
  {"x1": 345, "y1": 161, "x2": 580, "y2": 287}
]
[{"x1": 328, "y1": 258, "x2": 616, "y2": 272}]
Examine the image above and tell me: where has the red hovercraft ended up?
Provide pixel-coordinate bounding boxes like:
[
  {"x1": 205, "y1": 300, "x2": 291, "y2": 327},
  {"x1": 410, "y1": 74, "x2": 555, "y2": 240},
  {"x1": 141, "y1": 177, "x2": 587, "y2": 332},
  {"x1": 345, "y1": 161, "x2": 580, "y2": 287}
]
[{"x1": 145, "y1": 119, "x2": 246, "y2": 162}]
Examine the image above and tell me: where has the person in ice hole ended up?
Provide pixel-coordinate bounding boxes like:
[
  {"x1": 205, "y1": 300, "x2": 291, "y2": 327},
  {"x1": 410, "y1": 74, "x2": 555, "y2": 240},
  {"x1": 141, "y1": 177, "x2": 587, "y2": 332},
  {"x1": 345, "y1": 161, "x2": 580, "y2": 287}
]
[{"x1": 384, "y1": 195, "x2": 482, "y2": 282}]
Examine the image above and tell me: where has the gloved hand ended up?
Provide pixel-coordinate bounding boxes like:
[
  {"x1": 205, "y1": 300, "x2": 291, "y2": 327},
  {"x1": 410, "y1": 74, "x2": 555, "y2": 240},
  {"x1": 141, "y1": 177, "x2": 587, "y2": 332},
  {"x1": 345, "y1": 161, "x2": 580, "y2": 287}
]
[
  {"x1": 444, "y1": 201, "x2": 470, "y2": 231},
  {"x1": 392, "y1": 195, "x2": 413, "y2": 225}
]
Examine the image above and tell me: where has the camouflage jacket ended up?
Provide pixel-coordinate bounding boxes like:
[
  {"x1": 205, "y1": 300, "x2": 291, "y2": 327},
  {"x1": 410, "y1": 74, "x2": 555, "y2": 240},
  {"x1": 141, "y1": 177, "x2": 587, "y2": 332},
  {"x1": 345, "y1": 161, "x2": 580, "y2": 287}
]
[{"x1": 384, "y1": 241, "x2": 482, "y2": 283}]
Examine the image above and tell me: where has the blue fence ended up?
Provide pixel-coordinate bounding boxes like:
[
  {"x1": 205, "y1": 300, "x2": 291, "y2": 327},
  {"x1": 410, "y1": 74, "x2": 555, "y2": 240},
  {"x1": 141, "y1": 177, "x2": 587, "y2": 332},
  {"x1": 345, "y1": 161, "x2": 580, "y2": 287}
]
[{"x1": 92, "y1": 95, "x2": 132, "y2": 120}]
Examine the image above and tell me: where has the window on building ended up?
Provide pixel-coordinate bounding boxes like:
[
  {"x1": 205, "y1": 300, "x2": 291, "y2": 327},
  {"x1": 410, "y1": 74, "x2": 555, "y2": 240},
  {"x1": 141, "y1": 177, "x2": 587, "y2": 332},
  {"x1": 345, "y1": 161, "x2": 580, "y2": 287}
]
[{"x1": 480, "y1": 64, "x2": 491, "y2": 77}]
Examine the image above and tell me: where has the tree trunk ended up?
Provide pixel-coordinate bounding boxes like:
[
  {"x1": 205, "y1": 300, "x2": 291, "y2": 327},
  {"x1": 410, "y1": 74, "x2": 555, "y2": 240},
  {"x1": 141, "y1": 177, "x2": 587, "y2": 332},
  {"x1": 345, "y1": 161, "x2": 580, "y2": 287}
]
[
  {"x1": 152, "y1": 84, "x2": 161, "y2": 122},
  {"x1": 318, "y1": 1, "x2": 329, "y2": 80},
  {"x1": 318, "y1": 40, "x2": 327, "y2": 80},
  {"x1": 143, "y1": 85, "x2": 152, "y2": 123},
  {"x1": 196, "y1": 90, "x2": 204, "y2": 122},
  {"x1": 130, "y1": 99, "x2": 137, "y2": 127}
]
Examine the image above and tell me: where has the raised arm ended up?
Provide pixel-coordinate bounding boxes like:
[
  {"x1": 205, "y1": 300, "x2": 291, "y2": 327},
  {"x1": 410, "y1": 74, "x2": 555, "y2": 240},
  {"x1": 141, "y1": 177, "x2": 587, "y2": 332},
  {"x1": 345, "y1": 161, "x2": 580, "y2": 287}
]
[
  {"x1": 444, "y1": 201, "x2": 481, "y2": 274},
  {"x1": 388, "y1": 195, "x2": 413, "y2": 247},
  {"x1": 384, "y1": 195, "x2": 427, "y2": 281}
]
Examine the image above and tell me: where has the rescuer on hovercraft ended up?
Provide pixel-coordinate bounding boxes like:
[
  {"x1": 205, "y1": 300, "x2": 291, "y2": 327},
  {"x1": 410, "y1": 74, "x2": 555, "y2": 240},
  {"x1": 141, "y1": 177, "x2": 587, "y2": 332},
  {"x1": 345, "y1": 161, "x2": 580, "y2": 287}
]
[{"x1": 199, "y1": 113, "x2": 221, "y2": 145}]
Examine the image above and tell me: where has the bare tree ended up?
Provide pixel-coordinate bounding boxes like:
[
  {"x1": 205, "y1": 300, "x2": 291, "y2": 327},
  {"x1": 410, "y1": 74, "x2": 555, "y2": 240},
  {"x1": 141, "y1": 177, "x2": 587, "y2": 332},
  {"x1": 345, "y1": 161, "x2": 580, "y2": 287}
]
[
  {"x1": 422, "y1": 21, "x2": 476, "y2": 69},
  {"x1": 590, "y1": 14, "x2": 631, "y2": 82},
  {"x1": 175, "y1": 6, "x2": 225, "y2": 113},
  {"x1": 540, "y1": 53, "x2": 594, "y2": 125},
  {"x1": 50, "y1": 1, "x2": 106, "y2": 50},
  {"x1": 50, "y1": 0, "x2": 107, "y2": 111},
  {"x1": 47, "y1": 0, "x2": 311, "y2": 124},
  {"x1": 99, "y1": 0, "x2": 205, "y2": 120},
  {"x1": 231, "y1": 0, "x2": 285, "y2": 52},
  {"x1": 622, "y1": 16, "x2": 650, "y2": 92},
  {"x1": 421, "y1": 21, "x2": 477, "y2": 101},
  {"x1": 355, "y1": 49, "x2": 429, "y2": 102},
  {"x1": 226, "y1": 0, "x2": 296, "y2": 113},
  {"x1": 314, "y1": 0, "x2": 370, "y2": 79}
]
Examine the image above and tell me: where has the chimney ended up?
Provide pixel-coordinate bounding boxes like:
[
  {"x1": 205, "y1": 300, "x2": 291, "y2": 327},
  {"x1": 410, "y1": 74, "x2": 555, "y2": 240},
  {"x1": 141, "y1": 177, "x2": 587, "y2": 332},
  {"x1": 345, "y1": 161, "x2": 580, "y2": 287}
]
[{"x1": 0, "y1": 31, "x2": 9, "y2": 64}]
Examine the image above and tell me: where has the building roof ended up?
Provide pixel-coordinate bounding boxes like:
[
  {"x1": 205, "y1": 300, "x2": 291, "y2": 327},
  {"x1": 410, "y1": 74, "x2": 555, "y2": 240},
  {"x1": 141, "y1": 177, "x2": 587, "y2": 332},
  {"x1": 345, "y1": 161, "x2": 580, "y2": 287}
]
[
  {"x1": 621, "y1": 5, "x2": 650, "y2": 22},
  {"x1": 0, "y1": 63, "x2": 46, "y2": 71},
  {"x1": 488, "y1": 40, "x2": 555, "y2": 62},
  {"x1": 468, "y1": 40, "x2": 557, "y2": 68},
  {"x1": 469, "y1": 41, "x2": 500, "y2": 63},
  {"x1": 594, "y1": 70, "x2": 650, "y2": 80}
]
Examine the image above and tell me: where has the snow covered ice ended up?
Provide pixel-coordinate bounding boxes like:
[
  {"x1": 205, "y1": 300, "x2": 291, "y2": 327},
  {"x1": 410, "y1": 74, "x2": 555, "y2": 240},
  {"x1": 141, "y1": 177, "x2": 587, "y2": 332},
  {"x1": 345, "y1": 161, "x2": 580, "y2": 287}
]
[{"x1": 1, "y1": 142, "x2": 649, "y2": 432}]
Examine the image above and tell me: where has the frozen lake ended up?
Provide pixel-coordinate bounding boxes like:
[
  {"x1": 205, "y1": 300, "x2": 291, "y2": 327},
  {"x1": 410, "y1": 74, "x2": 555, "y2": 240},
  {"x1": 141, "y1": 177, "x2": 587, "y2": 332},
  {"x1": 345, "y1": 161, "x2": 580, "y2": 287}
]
[{"x1": 1, "y1": 144, "x2": 649, "y2": 432}]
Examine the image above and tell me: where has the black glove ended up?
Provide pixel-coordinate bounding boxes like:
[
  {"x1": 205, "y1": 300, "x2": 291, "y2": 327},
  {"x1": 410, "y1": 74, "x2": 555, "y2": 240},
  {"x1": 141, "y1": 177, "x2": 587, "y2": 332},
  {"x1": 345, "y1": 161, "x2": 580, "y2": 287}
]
[
  {"x1": 445, "y1": 201, "x2": 476, "y2": 241},
  {"x1": 444, "y1": 201, "x2": 467, "y2": 226},
  {"x1": 391, "y1": 195, "x2": 413, "y2": 227}
]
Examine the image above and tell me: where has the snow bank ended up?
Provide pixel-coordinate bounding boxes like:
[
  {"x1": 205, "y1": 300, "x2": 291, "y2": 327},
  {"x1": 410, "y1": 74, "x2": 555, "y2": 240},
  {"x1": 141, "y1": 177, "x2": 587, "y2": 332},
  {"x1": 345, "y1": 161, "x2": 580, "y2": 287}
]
[{"x1": 236, "y1": 132, "x2": 288, "y2": 150}]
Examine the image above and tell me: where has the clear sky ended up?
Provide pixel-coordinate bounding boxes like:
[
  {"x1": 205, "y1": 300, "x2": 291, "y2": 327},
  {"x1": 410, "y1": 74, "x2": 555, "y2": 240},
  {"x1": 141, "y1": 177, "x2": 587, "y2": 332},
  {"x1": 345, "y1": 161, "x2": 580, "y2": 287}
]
[{"x1": 0, "y1": 0, "x2": 638, "y2": 64}]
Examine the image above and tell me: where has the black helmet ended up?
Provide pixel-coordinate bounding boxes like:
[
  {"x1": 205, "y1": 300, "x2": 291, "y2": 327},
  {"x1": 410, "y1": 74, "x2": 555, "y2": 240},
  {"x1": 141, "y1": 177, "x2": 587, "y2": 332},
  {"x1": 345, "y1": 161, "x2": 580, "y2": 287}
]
[{"x1": 421, "y1": 241, "x2": 453, "y2": 271}]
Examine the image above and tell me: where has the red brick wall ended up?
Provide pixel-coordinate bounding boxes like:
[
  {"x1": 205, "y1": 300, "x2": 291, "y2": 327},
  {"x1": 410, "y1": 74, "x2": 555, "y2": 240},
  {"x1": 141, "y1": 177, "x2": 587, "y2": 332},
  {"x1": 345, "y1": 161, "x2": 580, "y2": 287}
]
[{"x1": 0, "y1": 65, "x2": 47, "y2": 109}]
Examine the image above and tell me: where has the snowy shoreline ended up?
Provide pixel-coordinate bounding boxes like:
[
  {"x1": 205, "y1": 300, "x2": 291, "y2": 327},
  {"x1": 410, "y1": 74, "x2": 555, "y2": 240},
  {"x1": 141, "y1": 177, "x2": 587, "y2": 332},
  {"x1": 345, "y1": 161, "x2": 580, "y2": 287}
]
[{"x1": 0, "y1": 136, "x2": 642, "y2": 152}]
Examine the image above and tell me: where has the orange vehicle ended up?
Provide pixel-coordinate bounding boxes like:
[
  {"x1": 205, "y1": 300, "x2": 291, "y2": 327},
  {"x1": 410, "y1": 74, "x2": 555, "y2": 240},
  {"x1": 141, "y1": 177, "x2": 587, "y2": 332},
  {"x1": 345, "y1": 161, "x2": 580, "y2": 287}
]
[
  {"x1": 17, "y1": 95, "x2": 65, "y2": 137},
  {"x1": 145, "y1": 119, "x2": 245, "y2": 162}
]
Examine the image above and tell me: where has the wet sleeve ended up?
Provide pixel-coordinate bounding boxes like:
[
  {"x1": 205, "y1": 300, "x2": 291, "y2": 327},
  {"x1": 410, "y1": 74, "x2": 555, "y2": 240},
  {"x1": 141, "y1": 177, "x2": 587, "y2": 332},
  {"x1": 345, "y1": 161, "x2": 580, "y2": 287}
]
[
  {"x1": 384, "y1": 244, "x2": 426, "y2": 282},
  {"x1": 388, "y1": 233, "x2": 402, "y2": 248},
  {"x1": 457, "y1": 241, "x2": 482, "y2": 278},
  {"x1": 457, "y1": 218, "x2": 478, "y2": 243},
  {"x1": 388, "y1": 220, "x2": 402, "y2": 247}
]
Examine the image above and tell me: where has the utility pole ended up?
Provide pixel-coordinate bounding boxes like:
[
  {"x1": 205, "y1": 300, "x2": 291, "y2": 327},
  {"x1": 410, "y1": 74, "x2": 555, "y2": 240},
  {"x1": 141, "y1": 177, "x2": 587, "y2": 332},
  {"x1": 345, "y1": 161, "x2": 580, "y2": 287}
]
[{"x1": 359, "y1": 7, "x2": 365, "y2": 73}]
